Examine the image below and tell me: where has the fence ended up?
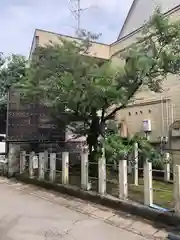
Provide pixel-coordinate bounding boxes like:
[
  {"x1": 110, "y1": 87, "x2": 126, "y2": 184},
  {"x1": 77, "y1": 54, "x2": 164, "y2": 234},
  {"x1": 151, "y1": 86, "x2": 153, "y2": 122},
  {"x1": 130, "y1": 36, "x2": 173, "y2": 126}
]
[{"x1": 12, "y1": 146, "x2": 180, "y2": 214}]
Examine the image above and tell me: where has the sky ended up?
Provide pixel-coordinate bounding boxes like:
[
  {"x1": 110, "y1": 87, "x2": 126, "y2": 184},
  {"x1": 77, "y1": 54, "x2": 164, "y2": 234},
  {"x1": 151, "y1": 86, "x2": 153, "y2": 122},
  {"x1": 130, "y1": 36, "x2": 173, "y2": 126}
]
[{"x1": 0, "y1": 0, "x2": 134, "y2": 56}]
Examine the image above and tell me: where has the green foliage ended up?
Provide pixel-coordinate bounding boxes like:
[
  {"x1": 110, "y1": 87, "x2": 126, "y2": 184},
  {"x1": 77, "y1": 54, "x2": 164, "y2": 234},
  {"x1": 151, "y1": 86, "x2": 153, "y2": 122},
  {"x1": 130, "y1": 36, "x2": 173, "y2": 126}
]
[
  {"x1": 104, "y1": 132, "x2": 161, "y2": 165},
  {"x1": 0, "y1": 54, "x2": 27, "y2": 109}
]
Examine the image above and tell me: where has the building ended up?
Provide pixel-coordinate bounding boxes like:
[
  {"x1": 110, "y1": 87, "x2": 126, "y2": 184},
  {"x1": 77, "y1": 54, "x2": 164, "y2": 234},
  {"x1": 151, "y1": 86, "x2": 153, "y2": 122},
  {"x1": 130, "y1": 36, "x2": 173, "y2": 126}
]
[{"x1": 29, "y1": 1, "x2": 180, "y2": 145}]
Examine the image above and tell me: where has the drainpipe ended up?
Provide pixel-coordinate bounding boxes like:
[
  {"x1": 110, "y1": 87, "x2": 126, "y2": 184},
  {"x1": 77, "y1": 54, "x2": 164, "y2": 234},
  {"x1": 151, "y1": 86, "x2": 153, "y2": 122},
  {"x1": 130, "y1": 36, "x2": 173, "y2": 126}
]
[{"x1": 161, "y1": 96, "x2": 164, "y2": 137}]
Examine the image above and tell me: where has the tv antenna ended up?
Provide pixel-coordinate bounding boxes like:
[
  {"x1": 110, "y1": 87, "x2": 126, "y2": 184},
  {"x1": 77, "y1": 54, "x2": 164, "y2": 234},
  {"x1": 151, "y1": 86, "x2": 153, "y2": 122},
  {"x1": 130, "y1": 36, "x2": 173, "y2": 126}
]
[{"x1": 69, "y1": 0, "x2": 96, "y2": 35}]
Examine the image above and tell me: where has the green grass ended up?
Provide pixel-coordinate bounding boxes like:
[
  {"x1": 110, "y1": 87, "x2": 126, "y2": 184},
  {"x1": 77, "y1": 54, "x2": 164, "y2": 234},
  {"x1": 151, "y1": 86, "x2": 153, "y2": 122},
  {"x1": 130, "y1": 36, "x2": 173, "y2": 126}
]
[
  {"x1": 21, "y1": 171, "x2": 174, "y2": 210},
  {"x1": 106, "y1": 174, "x2": 173, "y2": 209}
]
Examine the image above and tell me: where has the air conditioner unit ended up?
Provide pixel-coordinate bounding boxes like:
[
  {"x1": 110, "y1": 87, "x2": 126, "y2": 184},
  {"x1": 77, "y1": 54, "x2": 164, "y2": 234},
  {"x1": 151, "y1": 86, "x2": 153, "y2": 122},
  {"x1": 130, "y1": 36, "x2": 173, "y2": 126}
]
[{"x1": 143, "y1": 119, "x2": 152, "y2": 132}]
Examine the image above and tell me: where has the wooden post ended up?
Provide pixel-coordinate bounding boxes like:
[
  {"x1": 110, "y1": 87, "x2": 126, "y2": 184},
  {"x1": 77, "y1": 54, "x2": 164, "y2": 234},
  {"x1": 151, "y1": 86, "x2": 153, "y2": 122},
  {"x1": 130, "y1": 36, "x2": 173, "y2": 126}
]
[
  {"x1": 164, "y1": 153, "x2": 170, "y2": 182},
  {"x1": 62, "y1": 152, "x2": 69, "y2": 184},
  {"x1": 81, "y1": 150, "x2": 89, "y2": 190},
  {"x1": 39, "y1": 152, "x2": 45, "y2": 180},
  {"x1": 29, "y1": 152, "x2": 35, "y2": 178},
  {"x1": 119, "y1": 159, "x2": 128, "y2": 200},
  {"x1": 49, "y1": 153, "x2": 56, "y2": 182},
  {"x1": 20, "y1": 151, "x2": 26, "y2": 174},
  {"x1": 98, "y1": 148, "x2": 106, "y2": 195},
  {"x1": 144, "y1": 160, "x2": 153, "y2": 206},
  {"x1": 133, "y1": 142, "x2": 139, "y2": 185}
]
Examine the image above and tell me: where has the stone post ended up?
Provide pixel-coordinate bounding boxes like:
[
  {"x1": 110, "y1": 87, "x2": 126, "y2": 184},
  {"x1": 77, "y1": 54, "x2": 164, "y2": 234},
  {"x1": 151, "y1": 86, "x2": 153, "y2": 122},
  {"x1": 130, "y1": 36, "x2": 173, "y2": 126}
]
[
  {"x1": 164, "y1": 153, "x2": 170, "y2": 182},
  {"x1": 144, "y1": 160, "x2": 153, "y2": 206},
  {"x1": 62, "y1": 152, "x2": 69, "y2": 184},
  {"x1": 81, "y1": 149, "x2": 89, "y2": 190},
  {"x1": 98, "y1": 148, "x2": 106, "y2": 195},
  {"x1": 49, "y1": 153, "x2": 56, "y2": 182},
  {"x1": 20, "y1": 151, "x2": 26, "y2": 174},
  {"x1": 44, "y1": 150, "x2": 48, "y2": 173},
  {"x1": 119, "y1": 159, "x2": 128, "y2": 200},
  {"x1": 39, "y1": 152, "x2": 45, "y2": 180},
  {"x1": 8, "y1": 143, "x2": 20, "y2": 177},
  {"x1": 133, "y1": 142, "x2": 139, "y2": 185},
  {"x1": 29, "y1": 151, "x2": 35, "y2": 178},
  {"x1": 174, "y1": 165, "x2": 180, "y2": 214}
]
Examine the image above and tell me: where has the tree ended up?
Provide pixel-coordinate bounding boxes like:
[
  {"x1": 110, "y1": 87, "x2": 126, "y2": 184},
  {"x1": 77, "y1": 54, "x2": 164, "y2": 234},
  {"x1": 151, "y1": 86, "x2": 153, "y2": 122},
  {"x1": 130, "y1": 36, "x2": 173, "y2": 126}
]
[
  {"x1": 0, "y1": 53, "x2": 27, "y2": 110},
  {"x1": 18, "y1": 10, "x2": 180, "y2": 162}
]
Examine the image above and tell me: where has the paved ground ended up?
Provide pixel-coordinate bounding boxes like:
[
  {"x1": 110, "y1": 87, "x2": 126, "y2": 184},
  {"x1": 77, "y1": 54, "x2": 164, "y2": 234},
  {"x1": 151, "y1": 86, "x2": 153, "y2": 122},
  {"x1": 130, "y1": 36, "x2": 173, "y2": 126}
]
[{"x1": 0, "y1": 177, "x2": 168, "y2": 239}]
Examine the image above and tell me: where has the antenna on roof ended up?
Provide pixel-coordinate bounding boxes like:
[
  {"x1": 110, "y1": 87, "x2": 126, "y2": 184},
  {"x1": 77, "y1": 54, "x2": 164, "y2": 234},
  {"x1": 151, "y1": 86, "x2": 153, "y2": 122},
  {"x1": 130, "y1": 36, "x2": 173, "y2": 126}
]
[{"x1": 68, "y1": 0, "x2": 96, "y2": 36}]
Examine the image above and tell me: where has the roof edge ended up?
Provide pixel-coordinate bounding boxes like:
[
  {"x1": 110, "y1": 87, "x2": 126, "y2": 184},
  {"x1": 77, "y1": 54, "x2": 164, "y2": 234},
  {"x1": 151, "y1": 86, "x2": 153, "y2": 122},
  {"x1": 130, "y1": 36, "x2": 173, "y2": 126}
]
[
  {"x1": 113, "y1": 3, "x2": 180, "y2": 47},
  {"x1": 117, "y1": 0, "x2": 137, "y2": 40},
  {"x1": 117, "y1": 2, "x2": 180, "y2": 42},
  {"x1": 35, "y1": 28, "x2": 110, "y2": 47}
]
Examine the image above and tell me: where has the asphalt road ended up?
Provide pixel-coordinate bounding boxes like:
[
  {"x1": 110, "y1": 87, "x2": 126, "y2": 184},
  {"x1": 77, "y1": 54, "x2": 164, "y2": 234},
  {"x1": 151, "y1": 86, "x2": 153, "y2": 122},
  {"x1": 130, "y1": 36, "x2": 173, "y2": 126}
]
[{"x1": 0, "y1": 178, "x2": 167, "y2": 239}]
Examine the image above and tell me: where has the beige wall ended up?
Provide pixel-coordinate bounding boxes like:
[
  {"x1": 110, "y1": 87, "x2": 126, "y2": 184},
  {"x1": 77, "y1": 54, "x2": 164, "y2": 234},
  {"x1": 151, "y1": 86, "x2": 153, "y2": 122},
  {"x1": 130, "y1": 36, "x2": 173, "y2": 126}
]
[
  {"x1": 31, "y1": 29, "x2": 110, "y2": 60},
  {"x1": 110, "y1": 7, "x2": 180, "y2": 141}
]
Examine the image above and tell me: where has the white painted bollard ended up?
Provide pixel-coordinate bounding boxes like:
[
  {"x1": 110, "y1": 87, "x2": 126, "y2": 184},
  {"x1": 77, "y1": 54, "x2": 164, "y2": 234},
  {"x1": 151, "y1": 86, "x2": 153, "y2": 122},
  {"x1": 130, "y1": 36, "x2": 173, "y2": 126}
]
[
  {"x1": 119, "y1": 159, "x2": 128, "y2": 200},
  {"x1": 62, "y1": 152, "x2": 69, "y2": 184},
  {"x1": 133, "y1": 142, "x2": 139, "y2": 185},
  {"x1": 98, "y1": 149, "x2": 106, "y2": 195},
  {"x1": 144, "y1": 160, "x2": 153, "y2": 206},
  {"x1": 174, "y1": 165, "x2": 180, "y2": 214},
  {"x1": 29, "y1": 152, "x2": 35, "y2": 178},
  {"x1": 164, "y1": 153, "x2": 170, "y2": 182},
  {"x1": 39, "y1": 152, "x2": 45, "y2": 180},
  {"x1": 81, "y1": 150, "x2": 89, "y2": 190},
  {"x1": 49, "y1": 153, "x2": 56, "y2": 182},
  {"x1": 20, "y1": 151, "x2": 26, "y2": 174}
]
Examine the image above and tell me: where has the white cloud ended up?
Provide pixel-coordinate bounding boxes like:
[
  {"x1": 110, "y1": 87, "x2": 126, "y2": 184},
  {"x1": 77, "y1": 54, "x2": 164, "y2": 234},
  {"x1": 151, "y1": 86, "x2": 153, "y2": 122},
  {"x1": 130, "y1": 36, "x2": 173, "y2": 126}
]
[{"x1": 0, "y1": 0, "x2": 133, "y2": 56}]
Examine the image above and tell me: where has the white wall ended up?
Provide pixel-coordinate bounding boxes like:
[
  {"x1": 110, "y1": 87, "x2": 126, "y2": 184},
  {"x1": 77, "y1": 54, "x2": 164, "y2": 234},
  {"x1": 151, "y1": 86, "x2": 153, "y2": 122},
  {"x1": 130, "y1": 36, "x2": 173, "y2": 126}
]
[
  {"x1": 0, "y1": 142, "x2": 5, "y2": 153},
  {"x1": 119, "y1": 0, "x2": 180, "y2": 39}
]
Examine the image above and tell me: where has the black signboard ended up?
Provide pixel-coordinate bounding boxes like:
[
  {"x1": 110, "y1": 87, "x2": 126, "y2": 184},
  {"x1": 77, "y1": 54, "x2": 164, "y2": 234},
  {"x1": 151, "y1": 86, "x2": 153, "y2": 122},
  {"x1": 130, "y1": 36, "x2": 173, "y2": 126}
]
[{"x1": 7, "y1": 89, "x2": 65, "y2": 142}]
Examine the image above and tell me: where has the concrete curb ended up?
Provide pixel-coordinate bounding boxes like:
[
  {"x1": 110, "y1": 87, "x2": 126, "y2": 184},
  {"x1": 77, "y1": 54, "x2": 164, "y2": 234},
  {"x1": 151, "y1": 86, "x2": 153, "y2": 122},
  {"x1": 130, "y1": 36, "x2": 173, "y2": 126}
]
[{"x1": 15, "y1": 174, "x2": 180, "y2": 227}]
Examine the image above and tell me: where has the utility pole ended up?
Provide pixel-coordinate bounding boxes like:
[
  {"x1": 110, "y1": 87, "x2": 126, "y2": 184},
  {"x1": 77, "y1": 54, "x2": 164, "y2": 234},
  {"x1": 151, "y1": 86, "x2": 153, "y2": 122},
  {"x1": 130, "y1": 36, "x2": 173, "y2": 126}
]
[
  {"x1": 69, "y1": 0, "x2": 94, "y2": 35},
  {"x1": 77, "y1": 0, "x2": 80, "y2": 32}
]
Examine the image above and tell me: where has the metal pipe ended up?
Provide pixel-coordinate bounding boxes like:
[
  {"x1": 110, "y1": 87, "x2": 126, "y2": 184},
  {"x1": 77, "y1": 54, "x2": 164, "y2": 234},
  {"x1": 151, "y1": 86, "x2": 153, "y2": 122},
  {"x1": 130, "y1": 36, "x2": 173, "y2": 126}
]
[{"x1": 161, "y1": 96, "x2": 164, "y2": 136}]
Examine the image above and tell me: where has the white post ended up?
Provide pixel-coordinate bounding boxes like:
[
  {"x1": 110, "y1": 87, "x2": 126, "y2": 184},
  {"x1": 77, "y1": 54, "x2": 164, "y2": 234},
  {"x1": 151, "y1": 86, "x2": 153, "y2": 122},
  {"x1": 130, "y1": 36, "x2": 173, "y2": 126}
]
[
  {"x1": 49, "y1": 153, "x2": 56, "y2": 182},
  {"x1": 29, "y1": 152, "x2": 35, "y2": 178},
  {"x1": 44, "y1": 150, "x2": 48, "y2": 173},
  {"x1": 20, "y1": 151, "x2": 26, "y2": 174},
  {"x1": 81, "y1": 150, "x2": 89, "y2": 190},
  {"x1": 128, "y1": 153, "x2": 132, "y2": 174},
  {"x1": 164, "y1": 153, "x2": 170, "y2": 182},
  {"x1": 98, "y1": 148, "x2": 106, "y2": 195},
  {"x1": 62, "y1": 152, "x2": 69, "y2": 184},
  {"x1": 144, "y1": 160, "x2": 153, "y2": 206},
  {"x1": 174, "y1": 165, "x2": 180, "y2": 214},
  {"x1": 8, "y1": 144, "x2": 20, "y2": 177},
  {"x1": 119, "y1": 159, "x2": 128, "y2": 200},
  {"x1": 39, "y1": 152, "x2": 45, "y2": 180},
  {"x1": 133, "y1": 142, "x2": 138, "y2": 185}
]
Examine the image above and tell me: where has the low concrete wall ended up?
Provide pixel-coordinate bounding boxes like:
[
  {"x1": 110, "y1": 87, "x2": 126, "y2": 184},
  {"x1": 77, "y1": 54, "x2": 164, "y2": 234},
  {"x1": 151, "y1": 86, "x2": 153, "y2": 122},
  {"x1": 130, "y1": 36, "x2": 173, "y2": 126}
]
[{"x1": 15, "y1": 174, "x2": 180, "y2": 227}]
